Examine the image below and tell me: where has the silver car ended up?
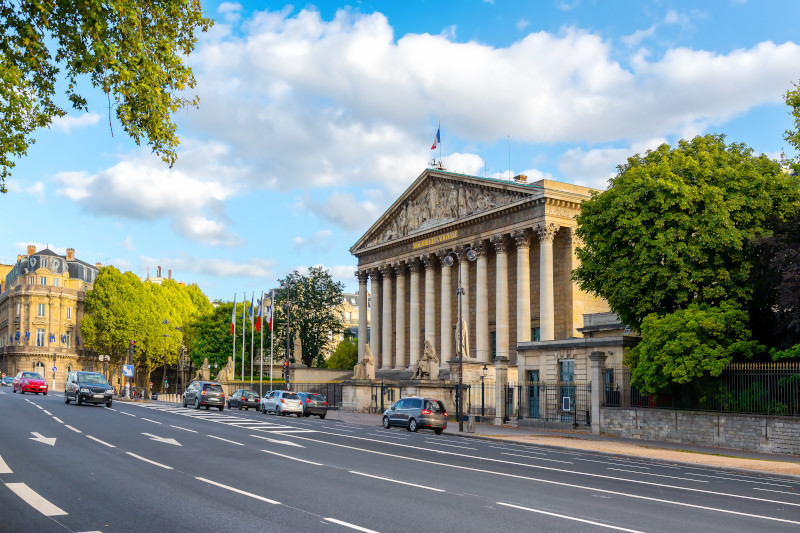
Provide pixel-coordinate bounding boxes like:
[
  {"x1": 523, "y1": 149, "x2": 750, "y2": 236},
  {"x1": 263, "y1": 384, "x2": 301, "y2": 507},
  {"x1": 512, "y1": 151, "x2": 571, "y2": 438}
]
[
  {"x1": 382, "y1": 397, "x2": 448, "y2": 434},
  {"x1": 260, "y1": 390, "x2": 303, "y2": 417}
]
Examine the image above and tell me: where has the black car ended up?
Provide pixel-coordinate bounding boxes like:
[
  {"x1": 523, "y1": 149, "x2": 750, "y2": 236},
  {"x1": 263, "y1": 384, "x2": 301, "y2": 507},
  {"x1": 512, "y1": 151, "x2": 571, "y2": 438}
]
[
  {"x1": 296, "y1": 392, "x2": 327, "y2": 418},
  {"x1": 64, "y1": 371, "x2": 114, "y2": 407},
  {"x1": 183, "y1": 380, "x2": 225, "y2": 410},
  {"x1": 227, "y1": 389, "x2": 260, "y2": 410}
]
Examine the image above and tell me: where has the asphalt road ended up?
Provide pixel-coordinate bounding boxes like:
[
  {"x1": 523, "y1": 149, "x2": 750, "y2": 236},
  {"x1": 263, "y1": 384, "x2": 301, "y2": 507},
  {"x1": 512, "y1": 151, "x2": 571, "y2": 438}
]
[{"x1": 2, "y1": 387, "x2": 800, "y2": 533}]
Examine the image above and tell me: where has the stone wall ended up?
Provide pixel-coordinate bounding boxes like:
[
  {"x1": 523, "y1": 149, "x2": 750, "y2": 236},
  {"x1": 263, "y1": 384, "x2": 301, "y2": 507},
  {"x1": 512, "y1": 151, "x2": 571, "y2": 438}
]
[{"x1": 602, "y1": 407, "x2": 800, "y2": 456}]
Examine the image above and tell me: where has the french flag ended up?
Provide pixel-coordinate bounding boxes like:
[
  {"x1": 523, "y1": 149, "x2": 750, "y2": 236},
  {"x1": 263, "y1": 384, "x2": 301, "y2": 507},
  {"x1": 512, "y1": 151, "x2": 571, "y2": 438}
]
[
  {"x1": 431, "y1": 127, "x2": 440, "y2": 150},
  {"x1": 230, "y1": 294, "x2": 236, "y2": 334},
  {"x1": 266, "y1": 292, "x2": 274, "y2": 332},
  {"x1": 256, "y1": 295, "x2": 262, "y2": 333}
]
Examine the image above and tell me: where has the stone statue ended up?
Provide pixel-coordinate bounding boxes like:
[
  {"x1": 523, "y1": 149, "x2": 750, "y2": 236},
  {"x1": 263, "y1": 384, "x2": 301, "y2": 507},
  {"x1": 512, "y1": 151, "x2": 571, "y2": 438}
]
[
  {"x1": 293, "y1": 331, "x2": 302, "y2": 363},
  {"x1": 215, "y1": 356, "x2": 235, "y2": 383},
  {"x1": 201, "y1": 357, "x2": 210, "y2": 381},
  {"x1": 411, "y1": 340, "x2": 439, "y2": 380},
  {"x1": 455, "y1": 318, "x2": 470, "y2": 359},
  {"x1": 353, "y1": 344, "x2": 375, "y2": 380}
]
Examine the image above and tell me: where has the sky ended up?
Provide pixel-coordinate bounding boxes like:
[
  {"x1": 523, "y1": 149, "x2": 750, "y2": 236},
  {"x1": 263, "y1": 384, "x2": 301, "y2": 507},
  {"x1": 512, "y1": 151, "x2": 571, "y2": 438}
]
[{"x1": 2, "y1": 0, "x2": 800, "y2": 302}]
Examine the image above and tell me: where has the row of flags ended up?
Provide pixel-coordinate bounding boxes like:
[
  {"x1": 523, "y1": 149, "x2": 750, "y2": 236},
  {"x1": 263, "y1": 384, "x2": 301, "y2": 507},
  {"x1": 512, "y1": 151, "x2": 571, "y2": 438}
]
[
  {"x1": 9, "y1": 331, "x2": 79, "y2": 346},
  {"x1": 230, "y1": 292, "x2": 273, "y2": 335}
]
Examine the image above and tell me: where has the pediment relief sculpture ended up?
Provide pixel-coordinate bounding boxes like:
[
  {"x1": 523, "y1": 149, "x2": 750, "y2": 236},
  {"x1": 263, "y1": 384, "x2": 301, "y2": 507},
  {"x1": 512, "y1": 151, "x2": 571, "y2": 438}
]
[{"x1": 367, "y1": 180, "x2": 528, "y2": 247}]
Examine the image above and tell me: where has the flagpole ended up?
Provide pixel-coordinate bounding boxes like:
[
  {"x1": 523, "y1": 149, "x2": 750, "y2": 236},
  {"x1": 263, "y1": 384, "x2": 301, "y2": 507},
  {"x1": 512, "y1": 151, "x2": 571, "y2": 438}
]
[
  {"x1": 241, "y1": 292, "x2": 246, "y2": 381},
  {"x1": 270, "y1": 289, "x2": 274, "y2": 392},
  {"x1": 259, "y1": 290, "x2": 264, "y2": 397},
  {"x1": 232, "y1": 294, "x2": 236, "y2": 380},
  {"x1": 250, "y1": 292, "x2": 255, "y2": 387},
  {"x1": 438, "y1": 120, "x2": 442, "y2": 166}
]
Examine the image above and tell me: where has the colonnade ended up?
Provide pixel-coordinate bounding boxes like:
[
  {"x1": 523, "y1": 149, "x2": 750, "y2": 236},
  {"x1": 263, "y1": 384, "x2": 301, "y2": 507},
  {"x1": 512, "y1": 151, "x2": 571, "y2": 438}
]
[{"x1": 356, "y1": 223, "x2": 568, "y2": 370}]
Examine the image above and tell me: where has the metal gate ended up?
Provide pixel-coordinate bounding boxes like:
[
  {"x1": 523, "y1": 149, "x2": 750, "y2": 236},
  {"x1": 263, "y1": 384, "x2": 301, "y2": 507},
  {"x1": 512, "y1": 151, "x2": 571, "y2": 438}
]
[{"x1": 505, "y1": 381, "x2": 590, "y2": 428}]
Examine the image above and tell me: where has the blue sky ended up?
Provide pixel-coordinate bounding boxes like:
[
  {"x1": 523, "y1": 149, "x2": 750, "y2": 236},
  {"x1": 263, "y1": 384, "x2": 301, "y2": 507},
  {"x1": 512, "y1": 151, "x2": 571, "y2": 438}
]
[{"x1": 3, "y1": 0, "x2": 799, "y2": 301}]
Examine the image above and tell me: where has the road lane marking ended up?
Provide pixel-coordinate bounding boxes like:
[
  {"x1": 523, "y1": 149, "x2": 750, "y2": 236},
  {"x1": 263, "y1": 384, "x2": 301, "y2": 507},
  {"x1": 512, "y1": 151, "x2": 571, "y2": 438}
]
[
  {"x1": 607, "y1": 468, "x2": 706, "y2": 482},
  {"x1": 261, "y1": 449, "x2": 322, "y2": 465},
  {"x1": 501, "y1": 452, "x2": 572, "y2": 464},
  {"x1": 4, "y1": 482, "x2": 67, "y2": 516},
  {"x1": 126, "y1": 452, "x2": 173, "y2": 470},
  {"x1": 682, "y1": 472, "x2": 793, "y2": 488},
  {"x1": 195, "y1": 477, "x2": 279, "y2": 504},
  {"x1": 142, "y1": 433, "x2": 181, "y2": 446},
  {"x1": 170, "y1": 425, "x2": 197, "y2": 433},
  {"x1": 249, "y1": 435, "x2": 304, "y2": 448},
  {"x1": 64, "y1": 425, "x2": 82, "y2": 433},
  {"x1": 0, "y1": 454, "x2": 12, "y2": 474},
  {"x1": 141, "y1": 418, "x2": 162, "y2": 424},
  {"x1": 208, "y1": 435, "x2": 244, "y2": 446},
  {"x1": 428, "y1": 442, "x2": 478, "y2": 450},
  {"x1": 86, "y1": 435, "x2": 115, "y2": 448},
  {"x1": 29, "y1": 432, "x2": 56, "y2": 446},
  {"x1": 366, "y1": 432, "x2": 407, "y2": 440},
  {"x1": 120, "y1": 412, "x2": 136, "y2": 417},
  {"x1": 754, "y1": 487, "x2": 800, "y2": 496},
  {"x1": 52, "y1": 417, "x2": 64, "y2": 424},
  {"x1": 497, "y1": 502, "x2": 645, "y2": 532},
  {"x1": 349, "y1": 471, "x2": 444, "y2": 492},
  {"x1": 324, "y1": 518, "x2": 378, "y2": 533},
  {"x1": 43, "y1": 410, "x2": 52, "y2": 415}
]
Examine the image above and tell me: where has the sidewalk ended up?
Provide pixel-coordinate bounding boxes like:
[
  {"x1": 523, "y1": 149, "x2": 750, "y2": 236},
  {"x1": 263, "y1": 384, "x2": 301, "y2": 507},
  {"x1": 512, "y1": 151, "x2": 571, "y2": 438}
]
[{"x1": 332, "y1": 411, "x2": 800, "y2": 478}]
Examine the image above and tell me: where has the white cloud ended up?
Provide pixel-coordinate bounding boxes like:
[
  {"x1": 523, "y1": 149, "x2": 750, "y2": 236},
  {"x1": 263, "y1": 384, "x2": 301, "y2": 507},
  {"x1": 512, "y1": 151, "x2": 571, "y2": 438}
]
[
  {"x1": 6, "y1": 179, "x2": 47, "y2": 200},
  {"x1": 622, "y1": 25, "x2": 657, "y2": 47},
  {"x1": 139, "y1": 254, "x2": 276, "y2": 279},
  {"x1": 14, "y1": 242, "x2": 67, "y2": 255},
  {"x1": 516, "y1": 19, "x2": 530, "y2": 31},
  {"x1": 294, "y1": 230, "x2": 334, "y2": 252},
  {"x1": 301, "y1": 190, "x2": 383, "y2": 233},
  {"x1": 50, "y1": 113, "x2": 101, "y2": 133},
  {"x1": 293, "y1": 263, "x2": 358, "y2": 288},
  {"x1": 558, "y1": 138, "x2": 666, "y2": 190},
  {"x1": 54, "y1": 140, "x2": 247, "y2": 246},
  {"x1": 121, "y1": 236, "x2": 135, "y2": 252}
]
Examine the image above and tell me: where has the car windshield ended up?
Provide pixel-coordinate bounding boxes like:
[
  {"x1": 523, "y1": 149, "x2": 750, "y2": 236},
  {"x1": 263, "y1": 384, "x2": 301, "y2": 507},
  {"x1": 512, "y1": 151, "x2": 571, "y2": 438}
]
[
  {"x1": 22, "y1": 372, "x2": 43, "y2": 379},
  {"x1": 425, "y1": 400, "x2": 446, "y2": 412},
  {"x1": 242, "y1": 391, "x2": 258, "y2": 398},
  {"x1": 284, "y1": 393, "x2": 299, "y2": 400},
  {"x1": 204, "y1": 384, "x2": 223, "y2": 392},
  {"x1": 78, "y1": 373, "x2": 107, "y2": 384}
]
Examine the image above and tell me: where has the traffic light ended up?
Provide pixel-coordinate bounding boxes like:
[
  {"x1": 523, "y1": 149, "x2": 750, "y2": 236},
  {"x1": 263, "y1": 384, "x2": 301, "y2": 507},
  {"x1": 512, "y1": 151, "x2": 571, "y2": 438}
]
[{"x1": 282, "y1": 361, "x2": 289, "y2": 379}]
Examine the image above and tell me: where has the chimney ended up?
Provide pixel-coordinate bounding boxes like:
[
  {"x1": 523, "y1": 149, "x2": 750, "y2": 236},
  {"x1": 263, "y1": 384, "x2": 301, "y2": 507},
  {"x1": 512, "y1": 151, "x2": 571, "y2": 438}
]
[
  {"x1": 168, "y1": 269, "x2": 172, "y2": 280},
  {"x1": 157, "y1": 265, "x2": 162, "y2": 278},
  {"x1": 17, "y1": 255, "x2": 21, "y2": 262},
  {"x1": 27, "y1": 244, "x2": 36, "y2": 256},
  {"x1": 513, "y1": 174, "x2": 528, "y2": 183},
  {"x1": 96, "y1": 262, "x2": 102, "y2": 269},
  {"x1": 66, "y1": 248, "x2": 75, "y2": 260}
]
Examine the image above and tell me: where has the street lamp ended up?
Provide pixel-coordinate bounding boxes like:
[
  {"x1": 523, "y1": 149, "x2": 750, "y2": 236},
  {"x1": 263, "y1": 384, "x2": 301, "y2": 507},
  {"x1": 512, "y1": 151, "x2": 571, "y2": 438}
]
[
  {"x1": 443, "y1": 245, "x2": 479, "y2": 432},
  {"x1": 161, "y1": 318, "x2": 169, "y2": 395},
  {"x1": 174, "y1": 326, "x2": 181, "y2": 397},
  {"x1": 281, "y1": 278, "x2": 297, "y2": 377},
  {"x1": 481, "y1": 364, "x2": 488, "y2": 418},
  {"x1": 99, "y1": 354, "x2": 110, "y2": 380}
]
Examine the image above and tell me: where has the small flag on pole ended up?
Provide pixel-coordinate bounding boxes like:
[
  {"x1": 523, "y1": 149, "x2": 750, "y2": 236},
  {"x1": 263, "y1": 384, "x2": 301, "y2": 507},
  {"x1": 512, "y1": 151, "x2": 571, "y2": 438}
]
[
  {"x1": 249, "y1": 292, "x2": 255, "y2": 325},
  {"x1": 267, "y1": 293, "x2": 273, "y2": 332},
  {"x1": 230, "y1": 294, "x2": 236, "y2": 334},
  {"x1": 431, "y1": 126, "x2": 440, "y2": 150},
  {"x1": 256, "y1": 296, "x2": 263, "y2": 333}
]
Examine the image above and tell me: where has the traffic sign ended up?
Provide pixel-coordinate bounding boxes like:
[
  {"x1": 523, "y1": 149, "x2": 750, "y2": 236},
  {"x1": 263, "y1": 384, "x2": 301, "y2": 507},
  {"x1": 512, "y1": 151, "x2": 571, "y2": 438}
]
[
  {"x1": 149, "y1": 382, "x2": 152, "y2": 387},
  {"x1": 122, "y1": 365, "x2": 134, "y2": 377},
  {"x1": 52, "y1": 366, "x2": 57, "y2": 372}
]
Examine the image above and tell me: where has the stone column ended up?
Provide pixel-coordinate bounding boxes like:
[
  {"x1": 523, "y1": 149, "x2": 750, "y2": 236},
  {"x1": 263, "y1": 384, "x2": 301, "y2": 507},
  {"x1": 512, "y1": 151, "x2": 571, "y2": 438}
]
[
  {"x1": 438, "y1": 250, "x2": 453, "y2": 367},
  {"x1": 356, "y1": 270, "x2": 369, "y2": 362},
  {"x1": 381, "y1": 265, "x2": 393, "y2": 369},
  {"x1": 494, "y1": 355, "x2": 509, "y2": 426},
  {"x1": 422, "y1": 254, "x2": 436, "y2": 353},
  {"x1": 394, "y1": 261, "x2": 407, "y2": 370},
  {"x1": 491, "y1": 234, "x2": 509, "y2": 361},
  {"x1": 475, "y1": 240, "x2": 490, "y2": 363},
  {"x1": 513, "y1": 229, "x2": 532, "y2": 345},
  {"x1": 369, "y1": 268, "x2": 382, "y2": 368},
  {"x1": 589, "y1": 351, "x2": 607, "y2": 435},
  {"x1": 460, "y1": 245, "x2": 471, "y2": 357},
  {"x1": 408, "y1": 259, "x2": 421, "y2": 370},
  {"x1": 535, "y1": 222, "x2": 560, "y2": 341}
]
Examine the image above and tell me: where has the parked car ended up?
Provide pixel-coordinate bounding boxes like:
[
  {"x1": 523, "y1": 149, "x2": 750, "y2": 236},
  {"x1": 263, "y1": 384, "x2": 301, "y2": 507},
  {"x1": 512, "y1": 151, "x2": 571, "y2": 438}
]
[
  {"x1": 1, "y1": 376, "x2": 14, "y2": 387},
  {"x1": 382, "y1": 397, "x2": 447, "y2": 434},
  {"x1": 259, "y1": 390, "x2": 303, "y2": 416},
  {"x1": 64, "y1": 371, "x2": 113, "y2": 407},
  {"x1": 228, "y1": 389, "x2": 260, "y2": 410},
  {"x1": 13, "y1": 371, "x2": 48, "y2": 395},
  {"x1": 183, "y1": 381, "x2": 225, "y2": 410},
  {"x1": 297, "y1": 392, "x2": 327, "y2": 419}
]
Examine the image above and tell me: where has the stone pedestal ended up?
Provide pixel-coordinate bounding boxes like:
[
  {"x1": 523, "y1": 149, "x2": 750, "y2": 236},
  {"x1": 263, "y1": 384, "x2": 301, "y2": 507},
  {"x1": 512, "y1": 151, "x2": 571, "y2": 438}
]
[
  {"x1": 589, "y1": 351, "x2": 607, "y2": 435},
  {"x1": 494, "y1": 356, "x2": 509, "y2": 426}
]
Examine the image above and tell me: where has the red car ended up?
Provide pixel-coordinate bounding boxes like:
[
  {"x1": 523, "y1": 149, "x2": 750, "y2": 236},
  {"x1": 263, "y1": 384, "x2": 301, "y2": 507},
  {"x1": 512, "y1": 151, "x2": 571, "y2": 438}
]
[{"x1": 13, "y1": 371, "x2": 48, "y2": 395}]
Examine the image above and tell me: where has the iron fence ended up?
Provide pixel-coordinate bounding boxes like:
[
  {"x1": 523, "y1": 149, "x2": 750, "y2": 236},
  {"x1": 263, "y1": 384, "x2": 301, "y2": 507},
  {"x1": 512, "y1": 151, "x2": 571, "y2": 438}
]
[
  {"x1": 504, "y1": 381, "x2": 591, "y2": 427},
  {"x1": 604, "y1": 363, "x2": 800, "y2": 416}
]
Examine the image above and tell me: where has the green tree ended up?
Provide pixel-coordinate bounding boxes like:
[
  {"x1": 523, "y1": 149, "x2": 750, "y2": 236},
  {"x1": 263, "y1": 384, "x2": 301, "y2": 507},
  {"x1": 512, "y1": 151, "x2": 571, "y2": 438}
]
[
  {"x1": 322, "y1": 337, "x2": 358, "y2": 370},
  {"x1": 0, "y1": 1, "x2": 213, "y2": 193},
  {"x1": 785, "y1": 80, "x2": 800, "y2": 172},
  {"x1": 273, "y1": 267, "x2": 345, "y2": 367},
  {"x1": 574, "y1": 134, "x2": 800, "y2": 330},
  {"x1": 625, "y1": 301, "x2": 761, "y2": 395}
]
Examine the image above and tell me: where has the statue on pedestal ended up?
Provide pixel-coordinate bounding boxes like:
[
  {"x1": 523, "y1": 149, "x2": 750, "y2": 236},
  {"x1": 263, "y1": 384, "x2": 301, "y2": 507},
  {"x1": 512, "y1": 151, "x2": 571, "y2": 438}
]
[
  {"x1": 215, "y1": 356, "x2": 235, "y2": 383},
  {"x1": 353, "y1": 344, "x2": 376, "y2": 380},
  {"x1": 293, "y1": 331, "x2": 302, "y2": 363},
  {"x1": 411, "y1": 340, "x2": 439, "y2": 380},
  {"x1": 455, "y1": 318, "x2": 470, "y2": 359}
]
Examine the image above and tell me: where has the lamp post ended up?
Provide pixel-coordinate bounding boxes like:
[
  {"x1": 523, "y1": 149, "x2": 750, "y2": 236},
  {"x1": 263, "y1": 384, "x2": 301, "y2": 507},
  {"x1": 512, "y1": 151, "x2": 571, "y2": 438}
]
[
  {"x1": 481, "y1": 364, "x2": 487, "y2": 417},
  {"x1": 281, "y1": 278, "x2": 297, "y2": 375},
  {"x1": 174, "y1": 326, "x2": 181, "y2": 397},
  {"x1": 161, "y1": 319, "x2": 169, "y2": 395},
  {"x1": 99, "y1": 354, "x2": 110, "y2": 380},
  {"x1": 442, "y1": 245, "x2": 478, "y2": 432}
]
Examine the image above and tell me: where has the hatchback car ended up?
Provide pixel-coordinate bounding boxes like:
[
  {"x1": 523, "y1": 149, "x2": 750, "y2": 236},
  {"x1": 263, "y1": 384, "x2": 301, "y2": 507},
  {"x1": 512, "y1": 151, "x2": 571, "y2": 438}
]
[
  {"x1": 183, "y1": 381, "x2": 225, "y2": 410},
  {"x1": 228, "y1": 389, "x2": 260, "y2": 410},
  {"x1": 64, "y1": 371, "x2": 113, "y2": 406},
  {"x1": 13, "y1": 371, "x2": 48, "y2": 395},
  {"x1": 2, "y1": 376, "x2": 15, "y2": 387},
  {"x1": 297, "y1": 392, "x2": 327, "y2": 419},
  {"x1": 259, "y1": 390, "x2": 302, "y2": 416},
  {"x1": 382, "y1": 397, "x2": 447, "y2": 434}
]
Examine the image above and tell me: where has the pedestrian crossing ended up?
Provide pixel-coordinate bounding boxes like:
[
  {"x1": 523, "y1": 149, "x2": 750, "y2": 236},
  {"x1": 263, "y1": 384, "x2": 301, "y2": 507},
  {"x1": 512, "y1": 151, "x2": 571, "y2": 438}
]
[{"x1": 130, "y1": 403, "x2": 318, "y2": 434}]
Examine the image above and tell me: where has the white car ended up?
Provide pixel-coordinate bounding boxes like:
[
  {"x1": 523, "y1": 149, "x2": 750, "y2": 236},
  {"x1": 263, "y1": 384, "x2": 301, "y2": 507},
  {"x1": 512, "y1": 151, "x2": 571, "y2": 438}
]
[{"x1": 260, "y1": 390, "x2": 303, "y2": 417}]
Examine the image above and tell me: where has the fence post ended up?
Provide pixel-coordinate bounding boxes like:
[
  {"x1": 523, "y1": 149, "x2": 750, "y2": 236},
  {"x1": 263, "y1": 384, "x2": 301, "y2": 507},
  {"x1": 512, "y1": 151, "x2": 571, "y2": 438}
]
[
  {"x1": 494, "y1": 356, "x2": 509, "y2": 426},
  {"x1": 589, "y1": 351, "x2": 607, "y2": 435}
]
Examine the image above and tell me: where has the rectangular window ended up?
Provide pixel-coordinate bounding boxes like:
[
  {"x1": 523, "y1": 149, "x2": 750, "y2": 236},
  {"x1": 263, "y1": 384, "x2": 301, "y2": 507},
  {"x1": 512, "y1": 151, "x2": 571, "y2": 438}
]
[
  {"x1": 15, "y1": 302, "x2": 21, "y2": 316},
  {"x1": 36, "y1": 328, "x2": 45, "y2": 347},
  {"x1": 53, "y1": 278, "x2": 59, "y2": 287},
  {"x1": 531, "y1": 327, "x2": 540, "y2": 342},
  {"x1": 491, "y1": 331, "x2": 496, "y2": 360},
  {"x1": 67, "y1": 307, "x2": 72, "y2": 319},
  {"x1": 41, "y1": 258, "x2": 47, "y2": 268},
  {"x1": 29, "y1": 276, "x2": 34, "y2": 285},
  {"x1": 40, "y1": 276, "x2": 46, "y2": 286},
  {"x1": 38, "y1": 303, "x2": 45, "y2": 316},
  {"x1": 65, "y1": 331, "x2": 71, "y2": 348}
]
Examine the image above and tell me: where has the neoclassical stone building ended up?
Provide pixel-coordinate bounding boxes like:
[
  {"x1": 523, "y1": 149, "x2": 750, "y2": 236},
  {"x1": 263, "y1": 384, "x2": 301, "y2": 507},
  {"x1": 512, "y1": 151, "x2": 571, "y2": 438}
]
[
  {"x1": 350, "y1": 168, "x2": 611, "y2": 383},
  {"x1": 0, "y1": 245, "x2": 100, "y2": 389}
]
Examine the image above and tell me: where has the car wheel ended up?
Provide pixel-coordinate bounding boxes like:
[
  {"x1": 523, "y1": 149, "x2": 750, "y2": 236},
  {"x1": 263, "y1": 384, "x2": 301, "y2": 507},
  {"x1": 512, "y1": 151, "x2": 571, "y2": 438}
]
[
  {"x1": 106, "y1": 400, "x2": 112, "y2": 408},
  {"x1": 20, "y1": 390, "x2": 24, "y2": 394},
  {"x1": 319, "y1": 414, "x2": 326, "y2": 420},
  {"x1": 218, "y1": 406, "x2": 224, "y2": 411},
  {"x1": 64, "y1": 392, "x2": 70, "y2": 404},
  {"x1": 194, "y1": 397, "x2": 200, "y2": 409},
  {"x1": 183, "y1": 397, "x2": 187, "y2": 408},
  {"x1": 296, "y1": 412, "x2": 302, "y2": 417},
  {"x1": 43, "y1": 392, "x2": 47, "y2": 396},
  {"x1": 433, "y1": 428, "x2": 443, "y2": 435},
  {"x1": 408, "y1": 418, "x2": 418, "y2": 432},
  {"x1": 238, "y1": 405, "x2": 242, "y2": 410},
  {"x1": 76, "y1": 394, "x2": 83, "y2": 406},
  {"x1": 204, "y1": 405, "x2": 209, "y2": 410},
  {"x1": 383, "y1": 416, "x2": 391, "y2": 429},
  {"x1": 304, "y1": 412, "x2": 310, "y2": 417},
  {"x1": 12, "y1": 387, "x2": 15, "y2": 393}
]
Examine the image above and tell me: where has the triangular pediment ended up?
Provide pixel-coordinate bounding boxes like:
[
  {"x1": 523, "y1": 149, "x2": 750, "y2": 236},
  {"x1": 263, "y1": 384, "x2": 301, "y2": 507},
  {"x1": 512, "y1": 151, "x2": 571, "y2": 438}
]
[{"x1": 351, "y1": 169, "x2": 540, "y2": 253}]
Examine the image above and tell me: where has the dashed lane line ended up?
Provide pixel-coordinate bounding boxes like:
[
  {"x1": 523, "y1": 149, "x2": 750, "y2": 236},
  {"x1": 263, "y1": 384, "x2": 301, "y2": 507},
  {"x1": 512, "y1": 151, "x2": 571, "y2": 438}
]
[
  {"x1": 208, "y1": 435, "x2": 244, "y2": 446},
  {"x1": 64, "y1": 425, "x2": 82, "y2": 433},
  {"x1": 349, "y1": 471, "x2": 445, "y2": 492},
  {"x1": 170, "y1": 425, "x2": 197, "y2": 433},
  {"x1": 260, "y1": 449, "x2": 322, "y2": 466},
  {"x1": 497, "y1": 502, "x2": 645, "y2": 533},
  {"x1": 196, "y1": 477, "x2": 279, "y2": 504},
  {"x1": 86, "y1": 435, "x2": 115, "y2": 448},
  {"x1": 140, "y1": 418, "x2": 162, "y2": 424},
  {"x1": 52, "y1": 417, "x2": 63, "y2": 424},
  {"x1": 500, "y1": 452, "x2": 573, "y2": 465},
  {"x1": 126, "y1": 452, "x2": 173, "y2": 470},
  {"x1": 323, "y1": 517, "x2": 379, "y2": 533},
  {"x1": 4, "y1": 482, "x2": 67, "y2": 517}
]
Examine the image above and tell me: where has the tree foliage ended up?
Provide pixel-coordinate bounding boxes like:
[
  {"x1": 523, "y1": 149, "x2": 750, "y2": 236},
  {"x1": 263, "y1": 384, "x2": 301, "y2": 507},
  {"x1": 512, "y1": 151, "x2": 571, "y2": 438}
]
[
  {"x1": 624, "y1": 301, "x2": 761, "y2": 395},
  {"x1": 323, "y1": 337, "x2": 358, "y2": 370},
  {"x1": 272, "y1": 266, "x2": 345, "y2": 368},
  {"x1": 0, "y1": 0, "x2": 213, "y2": 192},
  {"x1": 574, "y1": 134, "x2": 800, "y2": 330},
  {"x1": 785, "y1": 80, "x2": 800, "y2": 172}
]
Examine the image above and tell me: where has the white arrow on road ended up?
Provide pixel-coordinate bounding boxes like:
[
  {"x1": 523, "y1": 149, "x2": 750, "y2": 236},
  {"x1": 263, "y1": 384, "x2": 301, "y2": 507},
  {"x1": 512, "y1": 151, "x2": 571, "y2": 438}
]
[
  {"x1": 142, "y1": 433, "x2": 182, "y2": 446},
  {"x1": 30, "y1": 432, "x2": 56, "y2": 446}
]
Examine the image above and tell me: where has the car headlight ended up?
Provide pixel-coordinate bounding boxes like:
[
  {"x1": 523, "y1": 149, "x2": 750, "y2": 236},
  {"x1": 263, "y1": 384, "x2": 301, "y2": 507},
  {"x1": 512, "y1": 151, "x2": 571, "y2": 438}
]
[
  {"x1": 80, "y1": 388, "x2": 90, "y2": 393},
  {"x1": 106, "y1": 389, "x2": 114, "y2": 394}
]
